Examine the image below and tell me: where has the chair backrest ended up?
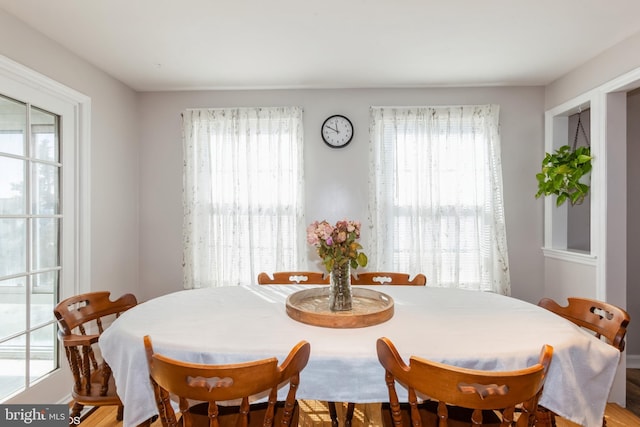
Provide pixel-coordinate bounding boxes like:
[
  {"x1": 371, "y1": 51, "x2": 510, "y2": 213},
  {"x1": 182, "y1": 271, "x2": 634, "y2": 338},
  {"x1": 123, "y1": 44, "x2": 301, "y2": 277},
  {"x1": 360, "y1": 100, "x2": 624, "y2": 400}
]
[
  {"x1": 257, "y1": 271, "x2": 330, "y2": 285},
  {"x1": 54, "y1": 292, "x2": 138, "y2": 417},
  {"x1": 376, "y1": 337, "x2": 553, "y2": 427},
  {"x1": 55, "y1": 291, "x2": 138, "y2": 336},
  {"x1": 538, "y1": 297, "x2": 630, "y2": 351},
  {"x1": 351, "y1": 272, "x2": 427, "y2": 286},
  {"x1": 144, "y1": 335, "x2": 311, "y2": 427}
]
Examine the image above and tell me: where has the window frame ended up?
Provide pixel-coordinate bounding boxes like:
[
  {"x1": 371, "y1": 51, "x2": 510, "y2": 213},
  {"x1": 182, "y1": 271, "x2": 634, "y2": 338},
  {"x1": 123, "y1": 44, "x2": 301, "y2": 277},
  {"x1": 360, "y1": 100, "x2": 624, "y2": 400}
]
[{"x1": 0, "y1": 55, "x2": 90, "y2": 404}]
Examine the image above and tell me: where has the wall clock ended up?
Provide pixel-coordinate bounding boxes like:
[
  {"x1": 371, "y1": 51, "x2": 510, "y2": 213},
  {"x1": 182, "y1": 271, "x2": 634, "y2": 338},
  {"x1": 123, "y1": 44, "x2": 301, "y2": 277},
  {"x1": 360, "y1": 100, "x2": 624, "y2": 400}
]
[{"x1": 321, "y1": 115, "x2": 354, "y2": 148}]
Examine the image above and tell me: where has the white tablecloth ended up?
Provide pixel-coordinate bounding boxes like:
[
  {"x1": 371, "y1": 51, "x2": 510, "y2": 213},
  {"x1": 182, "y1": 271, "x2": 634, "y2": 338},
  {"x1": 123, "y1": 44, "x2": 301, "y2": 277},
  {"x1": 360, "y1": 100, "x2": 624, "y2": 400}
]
[{"x1": 99, "y1": 285, "x2": 620, "y2": 427}]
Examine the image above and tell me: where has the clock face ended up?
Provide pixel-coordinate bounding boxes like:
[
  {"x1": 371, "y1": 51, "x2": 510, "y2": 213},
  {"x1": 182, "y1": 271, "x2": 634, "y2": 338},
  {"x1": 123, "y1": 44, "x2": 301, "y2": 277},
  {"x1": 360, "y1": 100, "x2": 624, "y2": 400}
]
[{"x1": 321, "y1": 115, "x2": 354, "y2": 148}]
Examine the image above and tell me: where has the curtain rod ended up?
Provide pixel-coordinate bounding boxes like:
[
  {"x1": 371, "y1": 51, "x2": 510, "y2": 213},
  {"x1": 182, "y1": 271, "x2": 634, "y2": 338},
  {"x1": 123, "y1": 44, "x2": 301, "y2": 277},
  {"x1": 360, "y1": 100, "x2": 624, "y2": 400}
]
[{"x1": 370, "y1": 103, "x2": 495, "y2": 109}]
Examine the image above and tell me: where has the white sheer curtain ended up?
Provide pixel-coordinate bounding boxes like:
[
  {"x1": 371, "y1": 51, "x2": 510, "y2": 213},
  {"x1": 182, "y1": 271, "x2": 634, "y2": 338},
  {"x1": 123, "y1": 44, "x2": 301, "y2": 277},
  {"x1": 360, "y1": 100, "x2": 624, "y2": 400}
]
[
  {"x1": 368, "y1": 105, "x2": 510, "y2": 294},
  {"x1": 182, "y1": 107, "x2": 305, "y2": 288}
]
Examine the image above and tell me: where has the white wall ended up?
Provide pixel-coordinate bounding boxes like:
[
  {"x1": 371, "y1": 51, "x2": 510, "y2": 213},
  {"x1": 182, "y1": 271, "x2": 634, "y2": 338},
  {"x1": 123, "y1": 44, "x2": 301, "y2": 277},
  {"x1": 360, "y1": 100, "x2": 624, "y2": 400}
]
[
  {"x1": 138, "y1": 87, "x2": 546, "y2": 302},
  {"x1": 627, "y1": 89, "x2": 640, "y2": 358},
  {"x1": 0, "y1": 9, "x2": 141, "y2": 300},
  {"x1": 545, "y1": 31, "x2": 640, "y2": 109},
  {"x1": 544, "y1": 258, "x2": 597, "y2": 301}
]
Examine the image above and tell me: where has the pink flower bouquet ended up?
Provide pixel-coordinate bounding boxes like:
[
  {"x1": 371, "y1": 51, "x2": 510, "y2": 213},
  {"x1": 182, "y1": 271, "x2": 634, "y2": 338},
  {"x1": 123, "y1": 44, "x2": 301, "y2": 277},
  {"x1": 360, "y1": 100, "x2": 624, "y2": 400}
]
[{"x1": 306, "y1": 219, "x2": 368, "y2": 272}]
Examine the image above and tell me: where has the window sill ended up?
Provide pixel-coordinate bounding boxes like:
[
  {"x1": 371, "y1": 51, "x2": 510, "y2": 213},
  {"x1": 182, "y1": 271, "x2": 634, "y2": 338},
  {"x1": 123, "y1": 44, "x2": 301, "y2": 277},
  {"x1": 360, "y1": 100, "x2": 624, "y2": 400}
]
[{"x1": 542, "y1": 248, "x2": 597, "y2": 266}]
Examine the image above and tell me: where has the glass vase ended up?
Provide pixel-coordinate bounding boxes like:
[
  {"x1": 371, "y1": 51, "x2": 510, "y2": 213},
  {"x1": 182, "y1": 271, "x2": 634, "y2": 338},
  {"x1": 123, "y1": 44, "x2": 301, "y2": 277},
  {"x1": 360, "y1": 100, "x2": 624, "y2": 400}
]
[{"x1": 329, "y1": 262, "x2": 352, "y2": 311}]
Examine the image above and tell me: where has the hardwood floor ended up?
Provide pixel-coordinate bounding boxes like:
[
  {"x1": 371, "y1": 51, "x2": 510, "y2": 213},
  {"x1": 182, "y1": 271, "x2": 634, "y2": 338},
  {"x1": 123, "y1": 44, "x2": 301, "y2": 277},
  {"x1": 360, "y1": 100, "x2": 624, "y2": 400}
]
[{"x1": 82, "y1": 401, "x2": 640, "y2": 427}]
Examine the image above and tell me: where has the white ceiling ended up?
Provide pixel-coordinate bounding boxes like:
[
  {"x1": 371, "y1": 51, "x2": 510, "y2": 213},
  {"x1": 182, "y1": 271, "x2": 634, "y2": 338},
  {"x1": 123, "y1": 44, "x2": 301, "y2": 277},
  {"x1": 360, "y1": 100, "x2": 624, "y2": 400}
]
[{"x1": 2, "y1": 0, "x2": 640, "y2": 92}]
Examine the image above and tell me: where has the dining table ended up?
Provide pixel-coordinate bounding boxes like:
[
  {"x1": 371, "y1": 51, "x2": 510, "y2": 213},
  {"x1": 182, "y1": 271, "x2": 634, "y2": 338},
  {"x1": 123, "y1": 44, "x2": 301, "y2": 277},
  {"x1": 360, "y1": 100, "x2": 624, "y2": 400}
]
[{"x1": 99, "y1": 284, "x2": 621, "y2": 427}]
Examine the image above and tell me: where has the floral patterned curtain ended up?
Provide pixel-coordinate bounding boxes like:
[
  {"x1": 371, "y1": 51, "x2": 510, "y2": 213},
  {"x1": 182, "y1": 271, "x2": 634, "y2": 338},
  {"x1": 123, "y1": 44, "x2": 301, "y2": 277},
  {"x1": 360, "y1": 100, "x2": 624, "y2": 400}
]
[
  {"x1": 182, "y1": 107, "x2": 305, "y2": 288},
  {"x1": 368, "y1": 105, "x2": 510, "y2": 294}
]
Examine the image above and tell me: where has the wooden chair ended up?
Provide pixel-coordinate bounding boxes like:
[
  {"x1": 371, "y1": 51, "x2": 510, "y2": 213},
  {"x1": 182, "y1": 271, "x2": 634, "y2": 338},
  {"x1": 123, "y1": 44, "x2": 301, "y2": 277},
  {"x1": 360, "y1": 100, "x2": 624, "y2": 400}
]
[
  {"x1": 351, "y1": 272, "x2": 427, "y2": 286},
  {"x1": 54, "y1": 291, "x2": 138, "y2": 421},
  {"x1": 376, "y1": 337, "x2": 553, "y2": 427},
  {"x1": 258, "y1": 271, "x2": 348, "y2": 426},
  {"x1": 537, "y1": 297, "x2": 630, "y2": 426},
  {"x1": 143, "y1": 335, "x2": 310, "y2": 427},
  {"x1": 257, "y1": 271, "x2": 330, "y2": 285},
  {"x1": 324, "y1": 272, "x2": 424, "y2": 425},
  {"x1": 538, "y1": 297, "x2": 629, "y2": 351}
]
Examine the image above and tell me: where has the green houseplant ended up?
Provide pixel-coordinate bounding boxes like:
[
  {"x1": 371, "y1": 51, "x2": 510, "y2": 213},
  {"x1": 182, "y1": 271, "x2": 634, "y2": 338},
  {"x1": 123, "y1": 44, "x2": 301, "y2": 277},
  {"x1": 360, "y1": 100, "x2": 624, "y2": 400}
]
[{"x1": 535, "y1": 145, "x2": 592, "y2": 207}]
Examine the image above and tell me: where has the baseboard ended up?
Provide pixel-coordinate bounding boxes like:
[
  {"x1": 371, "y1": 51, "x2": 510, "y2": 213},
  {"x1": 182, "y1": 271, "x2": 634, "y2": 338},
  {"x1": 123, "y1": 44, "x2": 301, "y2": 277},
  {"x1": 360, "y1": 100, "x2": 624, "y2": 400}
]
[{"x1": 628, "y1": 354, "x2": 640, "y2": 369}]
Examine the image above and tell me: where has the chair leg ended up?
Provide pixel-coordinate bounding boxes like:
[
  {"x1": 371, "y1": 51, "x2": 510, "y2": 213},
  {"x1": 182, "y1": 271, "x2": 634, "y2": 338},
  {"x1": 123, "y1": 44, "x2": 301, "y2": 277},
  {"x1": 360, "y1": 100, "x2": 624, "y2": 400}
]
[
  {"x1": 116, "y1": 405, "x2": 124, "y2": 421},
  {"x1": 327, "y1": 401, "x2": 339, "y2": 427},
  {"x1": 344, "y1": 402, "x2": 355, "y2": 427},
  {"x1": 136, "y1": 418, "x2": 154, "y2": 427},
  {"x1": 535, "y1": 406, "x2": 556, "y2": 427},
  {"x1": 70, "y1": 402, "x2": 83, "y2": 420}
]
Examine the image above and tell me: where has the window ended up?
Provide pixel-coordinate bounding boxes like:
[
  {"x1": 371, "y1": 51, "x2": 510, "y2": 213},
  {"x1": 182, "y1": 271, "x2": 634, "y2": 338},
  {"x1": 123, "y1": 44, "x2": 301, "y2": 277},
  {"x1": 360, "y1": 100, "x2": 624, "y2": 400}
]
[
  {"x1": 0, "y1": 96, "x2": 60, "y2": 400},
  {"x1": 182, "y1": 107, "x2": 305, "y2": 288},
  {"x1": 0, "y1": 56, "x2": 89, "y2": 403},
  {"x1": 369, "y1": 105, "x2": 510, "y2": 294}
]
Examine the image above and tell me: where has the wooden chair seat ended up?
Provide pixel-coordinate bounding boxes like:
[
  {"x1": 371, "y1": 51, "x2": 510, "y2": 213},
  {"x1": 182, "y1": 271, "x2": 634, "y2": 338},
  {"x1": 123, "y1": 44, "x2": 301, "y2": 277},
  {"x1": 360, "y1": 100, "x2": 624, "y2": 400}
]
[
  {"x1": 54, "y1": 291, "x2": 138, "y2": 421},
  {"x1": 144, "y1": 335, "x2": 310, "y2": 427},
  {"x1": 376, "y1": 337, "x2": 553, "y2": 426},
  {"x1": 257, "y1": 271, "x2": 330, "y2": 285},
  {"x1": 351, "y1": 272, "x2": 427, "y2": 286},
  {"x1": 537, "y1": 297, "x2": 630, "y2": 427}
]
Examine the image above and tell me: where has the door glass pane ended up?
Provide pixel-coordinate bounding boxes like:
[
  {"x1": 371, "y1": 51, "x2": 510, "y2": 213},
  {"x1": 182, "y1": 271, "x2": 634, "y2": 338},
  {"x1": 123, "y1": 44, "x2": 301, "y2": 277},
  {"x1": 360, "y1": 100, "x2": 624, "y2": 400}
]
[
  {"x1": 0, "y1": 82, "x2": 67, "y2": 402},
  {"x1": 0, "y1": 95, "x2": 26, "y2": 156},
  {"x1": 30, "y1": 107, "x2": 58, "y2": 162},
  {"x1": 29, "y1": 324, "x2": 56, "y2": 384},
  {"x1": 0, "y1": 218, "x2": 26, "y2": 277},
  {"x1": 32, "y1": 218, "x2": 59, "y2": 271},
  {"x1": 31, "y1": 271, "x2": 57, "y2": 328},
  {"x1": 0, "y1": 157, "x2": 25, "y2": 215},
  {"x1": 32, "y1": 162, "x2": 59, "y2": 215},
  {"x1": 0, "y1": 277, "x2": 26, "y2": 341},
  {"x1": 0, "y1": 334, "x2": 26, "y2": 401}
]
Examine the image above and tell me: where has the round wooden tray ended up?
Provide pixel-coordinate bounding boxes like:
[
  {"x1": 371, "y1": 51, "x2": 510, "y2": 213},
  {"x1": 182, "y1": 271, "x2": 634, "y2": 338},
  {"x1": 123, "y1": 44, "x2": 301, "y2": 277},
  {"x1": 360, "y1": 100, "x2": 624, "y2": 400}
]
[{"x1": 285, "y1": 287, "x2": 394, "y2": 328}]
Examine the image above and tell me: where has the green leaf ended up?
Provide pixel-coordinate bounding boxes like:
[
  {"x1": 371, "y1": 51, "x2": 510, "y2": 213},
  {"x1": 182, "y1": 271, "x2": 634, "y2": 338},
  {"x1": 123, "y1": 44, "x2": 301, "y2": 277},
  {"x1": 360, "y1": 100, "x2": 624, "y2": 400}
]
[
  {"x1": 357, "y1": 253, "x2": 368, "y2": 268},
  {"x1": 556, "y1": 193, "x2": 567, "y2": 206},
  {"x1": 577, "y1": 154, "x2": 592, "y2": 164},
  {"x1": 570, "y1": 191, "x2": 582, "y2": 204},
  {"x1": 577, "y1": 183, "x2": 589, "y2": 193},
  {"x1": 325, "y1": 258, "x2": 334, "y2": 271}
]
